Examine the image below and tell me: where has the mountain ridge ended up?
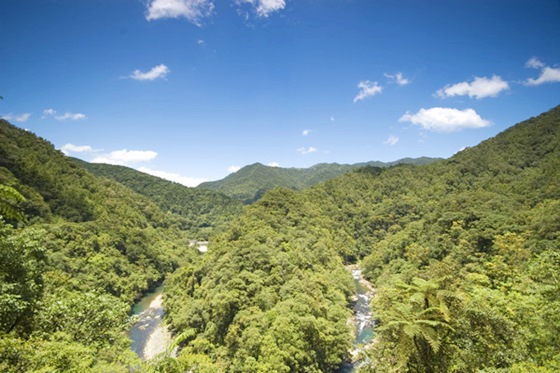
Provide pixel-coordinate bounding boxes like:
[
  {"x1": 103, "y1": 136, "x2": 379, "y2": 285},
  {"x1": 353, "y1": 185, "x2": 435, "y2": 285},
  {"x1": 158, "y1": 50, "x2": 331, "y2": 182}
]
[{"x1": 198, "y1": 157, "x2": 442, "y2": 203}]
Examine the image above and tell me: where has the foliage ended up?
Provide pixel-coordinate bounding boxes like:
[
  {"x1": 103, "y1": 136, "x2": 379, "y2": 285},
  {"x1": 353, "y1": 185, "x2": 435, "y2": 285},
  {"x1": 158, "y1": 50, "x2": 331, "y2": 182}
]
[
  {"x1": 0, "y1": 184, "x2": 26, "y2": 222},
  {"x1": 1, "y1": 102, "x2": 559, "y2": 372},
  {"x1": 197, "y1": 158, "x2": 441, "y2": 204},
  {"x1": 164, "y1": 105, "x2": 560, "y2": 372},
  {"x1": 76, "y1": 160, "x2": 243, "y2": 240},
  {"x1": 0, "y1": 119, "x2": 200, "y2": 370}
]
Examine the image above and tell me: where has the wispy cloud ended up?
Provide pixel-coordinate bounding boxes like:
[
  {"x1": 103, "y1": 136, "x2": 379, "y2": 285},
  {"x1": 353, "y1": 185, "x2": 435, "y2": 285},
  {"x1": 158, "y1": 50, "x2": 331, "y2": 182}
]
[
  {"x1": 228, "y1": 165, "x2": 241, "y2": 173},
  {"x1": 302, "y1": 129, "x2": 311, "y2": 136},
  {"x1": 297, "y1": 146, "x2": 317, "y2": 155},
  {"x1": 437, "y1": 75, "x2": 509, "y2": 99},
  {"x1": 526, "y1": 57, "x2": 545, "y2": 69},
  {"x1": 2, "y1": 112, "x2": 31, "y2": 122},
  {"x1": 400, "y1": 107, "x2": 491, "y2": 133},
  {"x1": 238, "y1": 0, "x2": 286, "y2": 17},
  {"x1": 384, "y1": 72, "x2": 410, "y2": 86},
  {"x1": 145, "y1": 0, "x2": 214, "y2": 25},
  {"x1": 330, "y1": 116, "x2": 335, "y2": 122},
  {"x1": 383, "y1": 135, "x2": 399, "y2": 145},
  {"x1": 56, "y1": 112, "x2": 87, "y2": 121},
  {"x1": 138, "y1": 167, "x2": 207, "y2": 187},
  {"x1": 130, "y1": 64, "x2": 170, "y2": 81},
  {"x1": 92, "y1": 149, "x2": 158, "y2": 165},
  {"x1": 42, "y1": 109, "x2": 86, "y2": 121},
  {"x1": 60, "y1": 143, "x2": 94, "y2": 155},
  {"x1": 353, "y1": 80, "x2": 382, "y2": 102},
  {"x1": 42, "y1": 109, "x2": 56, "y2": 118},
  {"x1": 524, "y1": 57, "x2": 560, "y2": 86}
]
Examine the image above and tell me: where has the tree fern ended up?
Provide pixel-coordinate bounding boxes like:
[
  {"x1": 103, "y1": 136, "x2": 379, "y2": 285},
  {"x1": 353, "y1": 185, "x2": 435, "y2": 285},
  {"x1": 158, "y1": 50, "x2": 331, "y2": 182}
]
[{"x1": 0, "y1": 184, "x2": 26, "y2": 222}]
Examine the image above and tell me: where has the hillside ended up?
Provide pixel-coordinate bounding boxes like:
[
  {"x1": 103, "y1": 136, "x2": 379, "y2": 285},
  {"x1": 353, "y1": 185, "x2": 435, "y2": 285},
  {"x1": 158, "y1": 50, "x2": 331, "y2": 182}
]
[
  {"x1": 163, "y1": 105, "x2": 560, "y2": 372},
  {"x1": 1, "y1": 105, "x2": 558, "y2": 372},
  {"x1": 197, "y1": 157, "x2": 440, "y2": 204},
  {"x1": 0, "y1": 119, "x2": 196, "y2": 371},
  {"x1": 76, "y1": 160, "x2": 243, "y2": 239}
]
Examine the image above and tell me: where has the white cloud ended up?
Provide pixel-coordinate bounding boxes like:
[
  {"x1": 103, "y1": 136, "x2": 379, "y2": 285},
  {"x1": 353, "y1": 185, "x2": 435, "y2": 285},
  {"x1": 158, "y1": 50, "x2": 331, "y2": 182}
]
[
  {"x1": 297, "y1": 146, "x2": 317, "y2": 155},
  {"x1": 255, "y1": 0, "x2": 286, "y2": 17},
  {"x1": 130, "y1": 64, "x2": 170, "y2": 81},
  {"x1": 384, "y1": 72, "x2": 410, "y2": 86},
  {"x1": 228, "y1": 165, "x2": 241, "y2": 173},
  {"x1": 526, "y1": 57, "x2": 545, "y2": 69},
  {"x1": 197, "y1": 39, "x2": 205, "y2": 45},
  {"x1": 524, "y1": 58, "x2": 560, "y2": 86},
  {"x1": 42, "y1": 109, "x2": 86, "y2": 121},
  {"x1": 383, "y1": 135, "x2": 399, "y2": 145},
  {"x1": 92, "y1": 149, "x2": 158, "y2": 165},
  {"x1": 437, "y1": 75, "x2": 509, "y2": 99},
  {"x1": 56, "y1": 112, "x2": 87, "y2": 121},
  {"x1": 60, "y1": 143, "x2": 94, "y2": 155},
  {"x1": 268, "y1": 162, "x2": 280, "y2": 167},
  {"x1": 238, "y1": 0, "x2": 286, "y2": 17},
  {"x1": 330, "y1": 116, "x2": 335, "y2": 122},
  {"x1": 399, "y1": 107, "x2": 491, "y2": 133},
  {"x1": 42, "y1": 108, "x2": 56, "y2": 118},
  {"x1": 145, "y1": 0, "x2": 214, "y2": 25},
  {"x1": 138, "y1": 167, "x2": 207, "y2": 187},
  {"x1": 353, "y1": 80, "x2": 382, "y2": 102},
  {"x1": 302, "y1": 129, "x2": 311, "y2": 136},
  {"x1": 2, "y1": 112, "x2": 31, "y2": 122}
]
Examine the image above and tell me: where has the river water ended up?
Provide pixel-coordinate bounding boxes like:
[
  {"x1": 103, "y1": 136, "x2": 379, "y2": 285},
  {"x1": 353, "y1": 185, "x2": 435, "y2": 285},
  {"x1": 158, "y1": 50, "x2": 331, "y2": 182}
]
[
  {"x1": 129, "y1": 284, "x2": 174, "y2": 360},
  {"x1": 339, "y1": 268, "x2": 375, "y2": 372}
]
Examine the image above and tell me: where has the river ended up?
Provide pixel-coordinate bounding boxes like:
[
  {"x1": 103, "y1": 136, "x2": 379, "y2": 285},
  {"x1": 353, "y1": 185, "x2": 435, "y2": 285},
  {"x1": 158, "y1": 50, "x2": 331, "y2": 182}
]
[
  {"x1": 339, "y1": 268, "x2": 375, "y2": 372},
  {"x1": 128, "y1": 284, "x2": 175, "y2": 360}
]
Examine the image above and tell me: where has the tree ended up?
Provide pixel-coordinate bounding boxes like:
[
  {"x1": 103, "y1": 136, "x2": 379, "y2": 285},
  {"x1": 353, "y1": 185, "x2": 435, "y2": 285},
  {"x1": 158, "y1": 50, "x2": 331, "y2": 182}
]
[
  {"x1": 374, "y1": 277, "x2": 454, "y2": 373},
  {"x1": 0, "y1": 184, "x2": 26, "y2": 222}
]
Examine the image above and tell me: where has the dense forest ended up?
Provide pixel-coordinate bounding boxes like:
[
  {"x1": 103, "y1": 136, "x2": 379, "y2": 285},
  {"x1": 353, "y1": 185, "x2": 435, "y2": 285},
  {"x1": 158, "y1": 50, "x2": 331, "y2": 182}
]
[
  {"x1": 197, "y1": 158, "x2": 440, "y2": 204},
  {"x1": 75, "y1": 160, "x2": 243, "y2": 239},
  {"x1": 1, "y1": 105, "x2": 559, "y2": 372},
  {"x1": 0, "y1": 120, "x2": 206, "y2": 371},
  {"x1": 162, "y1": 105, "x2": 560, "y2": 372}
]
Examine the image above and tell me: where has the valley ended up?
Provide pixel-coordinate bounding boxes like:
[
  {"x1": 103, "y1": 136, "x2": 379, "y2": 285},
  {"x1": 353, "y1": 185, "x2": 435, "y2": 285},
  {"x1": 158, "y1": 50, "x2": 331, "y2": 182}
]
[{"x1": 1, "y1": 105, "x2": 559, "y2": 372}]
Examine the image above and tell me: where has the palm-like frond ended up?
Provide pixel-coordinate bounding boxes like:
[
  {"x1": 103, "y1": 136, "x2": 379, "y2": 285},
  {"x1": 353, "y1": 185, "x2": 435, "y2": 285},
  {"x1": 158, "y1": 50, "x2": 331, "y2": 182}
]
[{"x1": 0, "y1": 184, "x2": 26, "y2": 221}]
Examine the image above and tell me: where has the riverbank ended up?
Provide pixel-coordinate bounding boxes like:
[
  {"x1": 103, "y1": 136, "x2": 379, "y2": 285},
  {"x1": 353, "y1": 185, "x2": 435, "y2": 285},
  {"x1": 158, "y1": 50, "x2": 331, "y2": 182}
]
[
  {"x1": 341, "y1": 265, "x2": 376, "y2": 372},
  {"x1": 129, "y1": 286, "x2": 176, "y2": 360}
]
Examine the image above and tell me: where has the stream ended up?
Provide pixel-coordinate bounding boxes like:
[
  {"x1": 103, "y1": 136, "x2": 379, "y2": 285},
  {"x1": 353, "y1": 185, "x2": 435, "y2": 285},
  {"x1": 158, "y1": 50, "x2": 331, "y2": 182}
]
[
  {"x1": 339, "y1": 268, "x2": 375, "y2": 372},
  {"x1": 128, "y1": 284, "x2": 175, "y2": 360},
  {"x1": 128, "y1": 265, "x2": 374, "y2": 368}
]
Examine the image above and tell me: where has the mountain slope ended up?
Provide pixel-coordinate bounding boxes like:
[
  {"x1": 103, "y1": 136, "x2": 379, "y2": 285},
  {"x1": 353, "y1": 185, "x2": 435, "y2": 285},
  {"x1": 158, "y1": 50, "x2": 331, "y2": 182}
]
[
  {"x1": 75, "y1": 160, "x2": 243, "y2": 239},
  {"x1": 0, "y1": 119, "x2": 195, "y2": 371},
  {"x1": 164, "y1": 105, "x2": 560, "y2": 372},
  {"x1": 197, "y1": 157, "x2": 441, "y2": 204}
]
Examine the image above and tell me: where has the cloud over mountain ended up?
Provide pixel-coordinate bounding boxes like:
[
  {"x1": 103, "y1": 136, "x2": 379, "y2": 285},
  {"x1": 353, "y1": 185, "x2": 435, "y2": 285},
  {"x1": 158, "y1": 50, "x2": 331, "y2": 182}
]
[{"x1": 400, "y1": 107, "x2": 491, "y2": 132}]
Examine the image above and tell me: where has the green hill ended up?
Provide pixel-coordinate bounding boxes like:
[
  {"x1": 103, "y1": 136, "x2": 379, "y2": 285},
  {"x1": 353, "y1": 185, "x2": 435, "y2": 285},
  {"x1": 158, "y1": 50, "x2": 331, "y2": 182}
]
[
  {"x1": 1, "y1": 104, "x2": 558, "y2": 372},
  {"x1": 75, "y1": 160, "x2": 243, "y2": 240},
  {"x1": 197, "y1": 157, "x2": 441, "y2": 204},
  {"x1": 164, "y1": 105, "x2": 560, "y2": 372},
  {"x1": 0, "y1": 119, "x2": 194, "y2": 370}
]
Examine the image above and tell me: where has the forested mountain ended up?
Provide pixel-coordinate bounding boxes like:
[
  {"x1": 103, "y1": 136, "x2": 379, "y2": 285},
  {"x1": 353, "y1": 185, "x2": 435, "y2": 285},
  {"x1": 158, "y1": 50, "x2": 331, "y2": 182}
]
[
  {"x1": 1, "y1": 105, "x2": 558, "y2": 372},
  {"x1": 197, "y1": 157, "x2": 440, "y2": 204},
  {"x1": 76, "y1": 160, "x2": 243, "y2": 239},
  {"x1": 0, "y1": 120, "x2": 198, "y2": 371},
  {"x1": 162, "y1": 105, "x2": 560, "y2": 372}
]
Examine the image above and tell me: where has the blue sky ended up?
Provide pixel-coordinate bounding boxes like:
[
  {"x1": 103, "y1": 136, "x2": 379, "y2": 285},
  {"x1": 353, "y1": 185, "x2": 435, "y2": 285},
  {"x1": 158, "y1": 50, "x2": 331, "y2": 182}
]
[{"x1": 1, "y1": 0, "x2": 560, "y2": 186}]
